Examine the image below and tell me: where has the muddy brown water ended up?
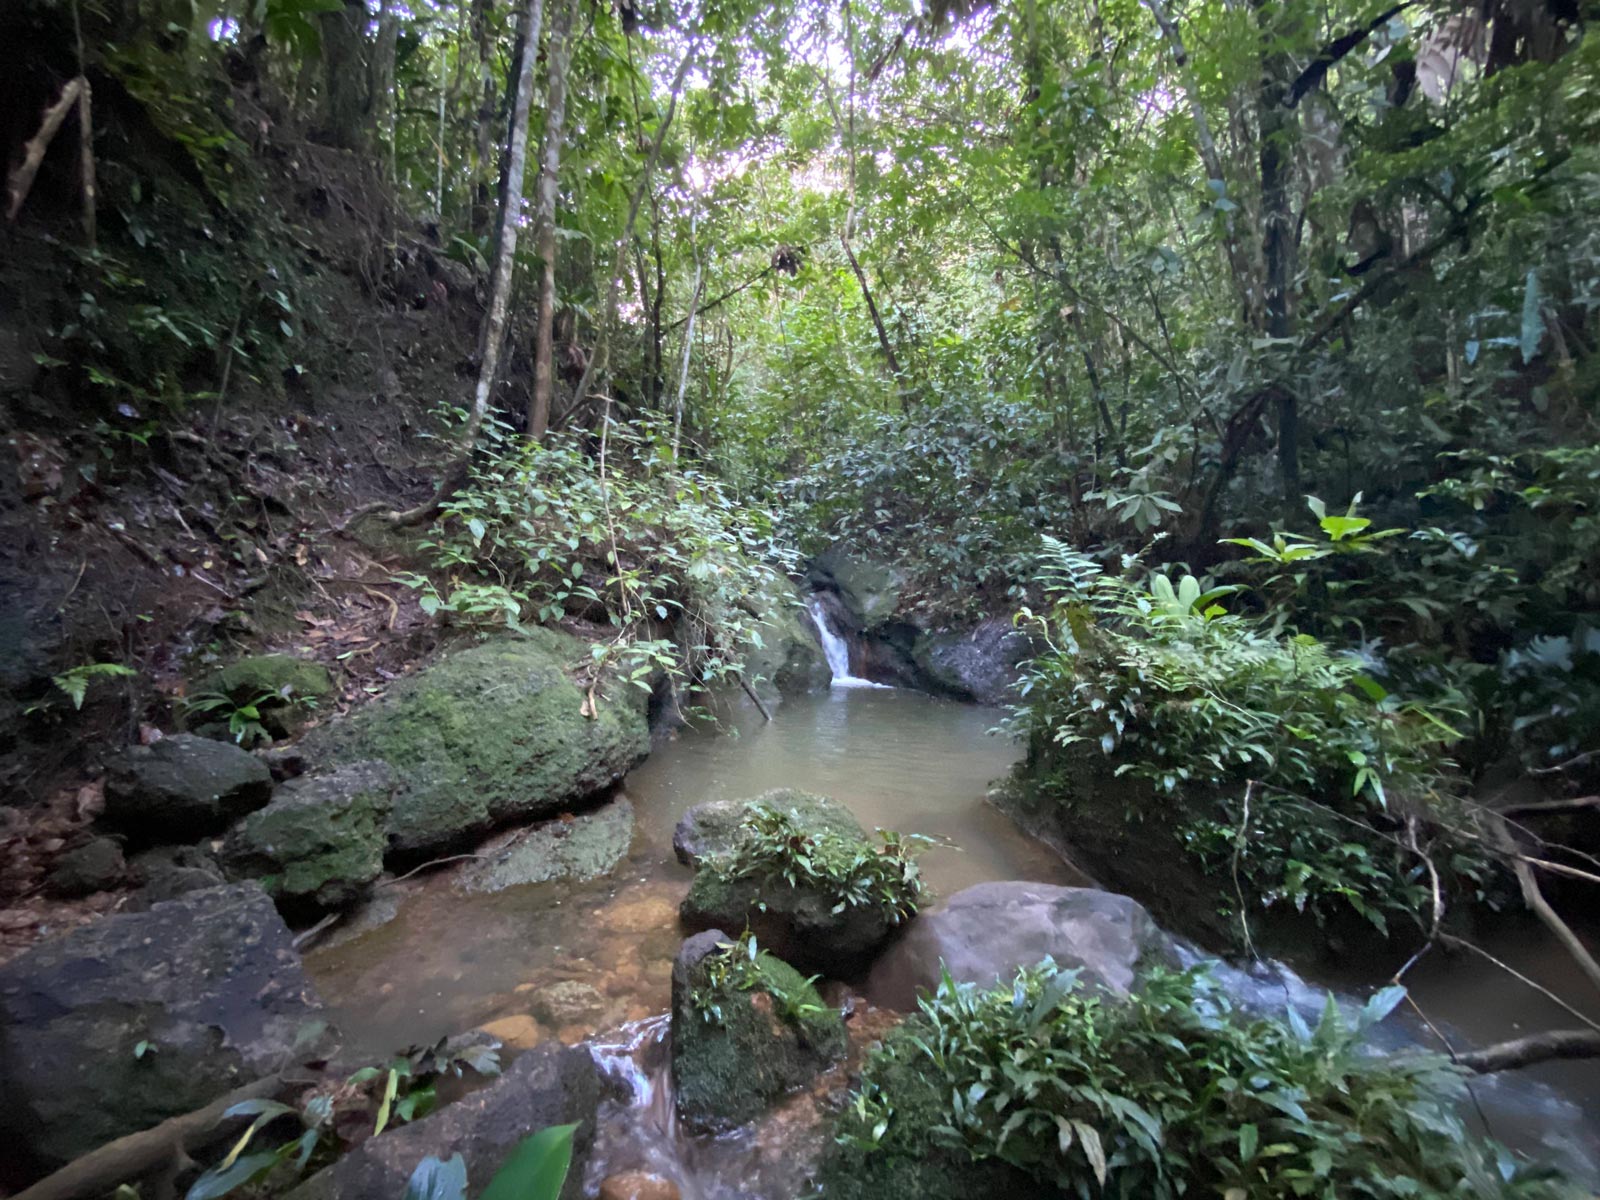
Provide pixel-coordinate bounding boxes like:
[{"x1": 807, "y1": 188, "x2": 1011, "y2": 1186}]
[{"x1": 306, "y1": 685, "x2": 1600, "y2": 1192}]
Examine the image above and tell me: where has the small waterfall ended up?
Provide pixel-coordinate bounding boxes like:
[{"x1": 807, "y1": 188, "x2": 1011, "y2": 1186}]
[{"x1": 806, "y1": 596, "x2": 888, "y2": 689}]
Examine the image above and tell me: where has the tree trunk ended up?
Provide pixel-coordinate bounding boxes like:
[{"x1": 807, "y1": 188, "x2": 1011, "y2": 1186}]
[
  {"x1": 320, "y1": 0, "x2": 371, "y2": 149},
  {"x1": 470, "y1": 0, "x2": 500, "y2": 238},
  {"x1": 1255, "y1": 0, "x2": 1301, "y2": 508},
  {"x1": 528, "y1": 0, "x2": 581, "y2": 442},
  {"x1": 385, "y1": 0, "x2": 546, "y2": 525}
]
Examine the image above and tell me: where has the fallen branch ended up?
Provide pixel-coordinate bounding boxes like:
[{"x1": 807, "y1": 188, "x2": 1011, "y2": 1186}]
[
  {"x1": 1498, "y1": 795, "x2": 1599, "y2": 817},
  {"x1": 5, "y1": 77, "x2": 86, "y2": 223},
  {"x1": 1438, "y1": 934, "x2": 1600, "y2": 1035},
  {"x1": 12, "y1": 1073, "x2": 302, "y2": 1200},
  {"x1": 1455, "y1": 1029, "x2": 1600, "y2": 1074},
  {"x1": 736, "y1": 671, "x2": 772, "y2": 722},
  {"x1": 1488, "y1": 813, "x2": 1600, "y2": 994}
]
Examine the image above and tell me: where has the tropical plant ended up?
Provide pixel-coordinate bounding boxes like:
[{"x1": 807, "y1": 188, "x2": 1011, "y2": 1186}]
[{"x1": 400, "y1": 1124, "x2": 578, "y2": 1200}]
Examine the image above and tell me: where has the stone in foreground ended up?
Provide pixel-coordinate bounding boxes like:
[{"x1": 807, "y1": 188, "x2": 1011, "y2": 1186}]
[
  {"x1": 0, "y1": 883, "x2": 330, "y2": 1169},
  {"x1": 865, "y1": 881, "x2": 1168, "y2": 1010},
  {"x1": 670, "y1": 929, "x2": 846, "y2": 1133},
  {"x1": 102, "y1": 732, "x2": 273, "y2": 842},
  {"x1": 288, "y1": 1043, "x2": 599, "y2": 1200}
]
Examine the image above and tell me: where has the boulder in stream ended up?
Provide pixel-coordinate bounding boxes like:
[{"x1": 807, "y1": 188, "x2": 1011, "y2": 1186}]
[
  {"x1": 865, "y1": 881, "x2": 1169, "y2": 1010},
  {"x1": 912, "y1": 618, "x2": 1040, "y2": 705},
  {"x1": 102, "y1": 732, "x2": 273, "y2": 843},
  {"x1": 220, "y1": 760, "x2": 395, "y2": 910},
  {"x1": 810, "y1": 548, "x2": 908, "y2": 628},
  {"x1": 670, "y1": 929, "x2": 846, "y2": 1133},
  {"x1": 678, "y1": 793, "x2": 903, "y2": 976},
  {"x1": 455, "y1": 796, "x2": 634, "y2": 893},
  {"x1": 294, "y1": 631, "x2": 649, "y2": 856},
  {"x1": 741, "y1": 578, "x2": 831, "y2": 698},
  {"x1": 287, "y1": 1043, "x2": 599, "y2": 1200},
  {"x1": 0, "y1": 882, "x2": 331, "y2": 1170}
]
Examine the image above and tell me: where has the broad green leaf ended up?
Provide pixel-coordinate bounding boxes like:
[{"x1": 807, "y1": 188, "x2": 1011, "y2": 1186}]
[{"x1": 479, "y1": 1124, "x2": 579, "y2": 1200}]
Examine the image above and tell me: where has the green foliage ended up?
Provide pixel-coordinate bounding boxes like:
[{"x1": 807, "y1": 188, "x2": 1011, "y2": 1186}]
[
  {"x1": 1016, "y1": 537, "x2": 1471, "y2": 931},
  {"x1": 42, "y1": 662, "x2": 138, "y2": 712},
  {"x1": 400, "y1": 418, "x2": 792, "y2": 700},
  {"x1": 830, "y1": 963, "x2": 1578, "y2": 1200},
  {"x1": 689, "y1": 931, "x2": 826, "y2": 1027},
  {"x1": 183, "y1": 688, "x2": 317, "y2": 747},
  {"x1": 402, "y1": 1125, "x2": 578, "y2": 1200},
  {"x1": 709, "y1": 802, "x2": 935, "y2": 925}
]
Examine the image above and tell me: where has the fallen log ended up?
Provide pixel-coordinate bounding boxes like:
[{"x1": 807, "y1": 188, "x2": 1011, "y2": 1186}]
[{"x1": 1455, "y1": 1029, "x2": 1600, "y2": 1074}]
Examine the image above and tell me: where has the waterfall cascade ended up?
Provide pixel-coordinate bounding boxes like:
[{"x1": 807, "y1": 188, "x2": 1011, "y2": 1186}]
[{"x1": 806, "y1": 596, "x2": 889, "y2": 688}]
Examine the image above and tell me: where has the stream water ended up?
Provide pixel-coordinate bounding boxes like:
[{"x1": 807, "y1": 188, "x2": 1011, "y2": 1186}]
[{"x1": 306, "y1": 677, "x2": 1600, "y2": 1194}]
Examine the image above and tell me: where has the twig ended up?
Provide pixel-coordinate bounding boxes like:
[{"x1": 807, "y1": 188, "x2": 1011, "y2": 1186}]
[
  {"x1": 291, "y1": 911, "x2": 340, "y2": 950},
  {"x1": 1454, "y1": 1029, "x2": 1600, "y2": 1074},
  {"x1": 362, "y1": 585, "x2": 399, "y2": 630},
  {"x1": 1230, "y1": 780, "x2": 1257, "y2": 961},
  {"x1": 380, "y1": 853, "x2": 490, "y2": 886},
  {"x1": 1438, "y1": 934, "x2": 1600, "y2": 1035},
  {"x1": 1530, "y1": 750, "x2": 1598, "y2": 776},
  {"x1": 736, "y1": 672, "x2": 772, "y2": 722},
  {"x1": 5, "y1": 78, "x2": 86, "y2": 222}
]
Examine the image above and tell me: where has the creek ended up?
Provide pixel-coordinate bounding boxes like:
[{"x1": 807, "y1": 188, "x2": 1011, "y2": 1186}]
[{"x1": 306, "y1": 679, "x2": 1600, "y2": 1196}]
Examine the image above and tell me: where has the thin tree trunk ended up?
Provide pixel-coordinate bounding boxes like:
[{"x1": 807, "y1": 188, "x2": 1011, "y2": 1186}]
[
  {"x1": 1255, "y1": 0, "x2": 1301, "y2": 508},
  {"x1": 841, "y1": 207, "x2": 905, "y2": 388},
  {"x1": 320, "y1": 0, "x2": 371, "y2": 149},
  {"x1": 528, "y1": 0, "x2": 581, "y2": 441},
  {"x1": 672, "y1": 207, "x2": 705, "y2": 458},
  {"x1": 471, "y1": 0, "x2": 500, "y2": 237},
  {"x1": 384, "y1": 0, "x2": 546, "y2": 526}
]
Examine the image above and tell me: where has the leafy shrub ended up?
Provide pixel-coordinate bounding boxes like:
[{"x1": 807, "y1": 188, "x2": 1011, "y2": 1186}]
[
  {"x1": 689, "y1": 931, "x2": 828, "y2": 1028},
  {"x1": 1015, "y1": 538, "x2": 1472, "y2": 931},
  {"x1": 714, "y1": 803, "x2": 935, "y2": 925},
  {"x1": 826, "y1": 963, "x2": 1577, "y2": 1200},
  {"x1": 399, "y1": 417, "x2": 794, "y2": 698}
]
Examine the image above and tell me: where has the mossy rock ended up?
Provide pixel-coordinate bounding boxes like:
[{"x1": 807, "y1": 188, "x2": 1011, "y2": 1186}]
[
  {"x1": 814, "y1": 1020, "x2": 1056, "y2": 1200},
  {"x1": 295, "y1": 631, "x2": 649, "y2": 856},
  {"x1": 812, "y1": 549, "x2": 908, "y2": 628},
  {"x1": 455, "y1": 797, "x2": 634, "y2": 894},
  {"x1": 670, "y1": 929, "x2": 846, "y2": 1133},
  {"x1": 201, "y1": 655, "x2": 335, "y2": 738},
  {"x1": 742, "y1": 578, "x2": 830, "y2": 698},
  {"x1": 221, "y1": 761, "x2": 393, "y2": 910},
  {"x1": 673, "y1": 788, "x2": 864, "y2": 866}
]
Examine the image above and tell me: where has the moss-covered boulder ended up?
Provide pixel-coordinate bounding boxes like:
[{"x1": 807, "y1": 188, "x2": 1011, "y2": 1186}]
[
  {"x1": 678, "y1": 793, "x2": 911, "y2": 977},
  {"x1": 455, "y1": 797, "x2": 634, "y2": 893},
  {"x1": 295, "y1": 631, "x2": 649, "y2": 856},
  {"x1": 199, "y1": 654, "x2": 336, "y2": 738},
  {"x1": 670, "y1": 929, "x2": 846, "y2": 1133},
  {"x1": 221, "y1": 761, "x2": 393, "y2": 910},
  {"x1": 811, "y1": 549, "x2": 907, "y2": 627},
  {"x1": 673, "y1": 788, "x2": 863, "y2": 866},
  {"x1": 911, "y1": 618, "x2": 1040, "y2": 705},
  {"x1": 742, "y1": 578, "x2": 830, "y2": 698}
]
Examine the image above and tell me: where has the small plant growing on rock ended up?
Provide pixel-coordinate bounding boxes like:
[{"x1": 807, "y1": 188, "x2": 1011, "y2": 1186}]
[
  {"x1": 731, "y1": 804, "x2": 936, "y2": 924},
  {"x1": 691, "y1": 931, "x2": 826, "y2": 1028}
]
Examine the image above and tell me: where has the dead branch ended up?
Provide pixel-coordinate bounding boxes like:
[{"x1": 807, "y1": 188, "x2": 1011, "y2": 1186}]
[
  {"x1": 1498, "y1": 795, "x2": 1599, "y2": 817},
  {"x1": 1455, "y1": 1029, "x2": 1600, "y2": 1074},
  {"x1": 1438, "y1": 934, "x2": 1600, "y2": 1035},
  {"x1": 12, "y1": 1073, "x2": 301, "y2": 1200},
  {"x1": 1488, "y1": 813, "x2": 1600, "y2": 994},
  {"x1": 5, "y1": 77, "x2": 86, "y2": 223}
]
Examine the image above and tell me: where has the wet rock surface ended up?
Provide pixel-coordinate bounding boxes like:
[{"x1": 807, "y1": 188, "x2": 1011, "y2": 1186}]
[
  {"x1": 456, "y1": 797, "x2": 635, "y2": 893},
  {"x1": 221, "y1": 760, "x2": 395, "y2": 910},
  {"x1": 288, "y1": 1043, "x2": 600, "y2": 1200},
  {"x1": 295, "y1": 632, "x2": 649, "y2": 856},
  {"x1": 0, "y1": 882, "x2": 330, "y2": 1169},
  {"x1": 912, "y1": 618, "x2": 1039, "y2": 705},
  {"x1": 670, "y1": 930, "x2": 847, "y2": 1134},
  {"x1": 865, "y1": 881, "x2": 1168, "y2": 1010},
  {"x1": 672, "y1": 788, "x2": 862, "y2": 866},
  {"x1": 742, "y1": 579, "x2": 831, "y2": 699},
  {"x1": 102, "y1": 733, "x2": 273, "y2": 842}
]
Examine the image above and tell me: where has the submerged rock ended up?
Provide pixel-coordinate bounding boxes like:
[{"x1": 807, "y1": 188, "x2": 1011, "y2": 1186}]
[
  {"x1": 102, "y1": 732, "x2": 273, "y2": 842},
  {"x1": 0, "y1": 882, "x2": 330, "y2": 1169},
  {"x1": 198, "y1": 654, "x2": 336, "y2": 739},
  {"x1": 295, "y1": 631, "x2": 649, "y2": 856},
  {"x1": 912, "y1": 618, "x2": 1039, "y2": 705},
  {"x1": 221, "y1": 761, "x2": 394, "y2": 910},
  {"x1": 529, "y1": 980, "x2": 607, "y2": 1028},
  {"x1": 288, "y1": 1043, "x2": 599, "y2": 1200},
  {"x1": 44, "y1": 836, "x2": 125, "y2": 897},
  {"x1": 456, "y1": 797, "x2": 634, "y2": 893},
  {"x1": 670, "y1": 930, "x2": 846, "y2": 1134},
  {"x1": 865, "y1": 881, "x2": 1168, "y2": 1010},
  {"x1": 673, "y1": 789, "x2": 862, "y2": 866},
  {"x1": 599, "y1": 1171, "x2": 682, "y2": 1200}
]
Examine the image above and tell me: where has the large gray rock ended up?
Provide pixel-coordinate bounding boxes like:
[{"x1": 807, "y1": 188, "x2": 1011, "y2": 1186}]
[
  {"x1": 455, "y1": 797, "x2": 634, "y2": 894},
  {"x1": 673, "y1": 789, "x2": 864, "y2": 867},
  {"x1": 288, "y1": 1044, "x2": 600, "y2": 1200},
  {"x1": 295, "y1": 631, "x2": 649, "y2": 856},
  {"x1": 742, "y1": 578, "x2": 830, "y2": 698},
  {"x1": 221, "y1": 761, "x2": 395, "y2": 910},
  {"x1": 865, "y1": 882, "x2": 1168, "y2": 1010},
  {"x1": 103, "y1": 733, "x2": 273, "y2": 842},
  {"x1": 0, "y1": 883, "x2": 330, "y2": 1169},
  {"x1": 811, "y1": 549, "x2": 907, "y2": 628},
  {"x1": 670, "y1": 930, "x2": 846, "y2": 1133},
  {"x1": 913, "y1": 618, "x2": 1040, "y2": 705}
]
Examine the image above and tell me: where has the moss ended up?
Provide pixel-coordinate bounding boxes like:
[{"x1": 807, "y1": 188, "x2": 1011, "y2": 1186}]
[
  {"x1": 295, "y1": 632, "x2": 649, "y2": 855},
  {"x1": 673, "y1": 946, "x2": 846, "y2": 1132},
  {"x1": 743, "y1": 579, "x2": 830, "y2": 697},
  {"x1": 204, "y1": 655, "x2": 335, "y2": 738}
]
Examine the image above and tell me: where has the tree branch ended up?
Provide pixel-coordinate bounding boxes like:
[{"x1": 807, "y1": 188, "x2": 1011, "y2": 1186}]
[{"x1": 1455, "y1": 1029, "x2": 1600, "y2": 1074}]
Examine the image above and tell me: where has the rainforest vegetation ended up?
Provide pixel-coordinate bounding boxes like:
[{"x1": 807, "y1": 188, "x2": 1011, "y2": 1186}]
[{"x1": 1, "y1": 0, "x2": 1598, "y2": 1194}]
